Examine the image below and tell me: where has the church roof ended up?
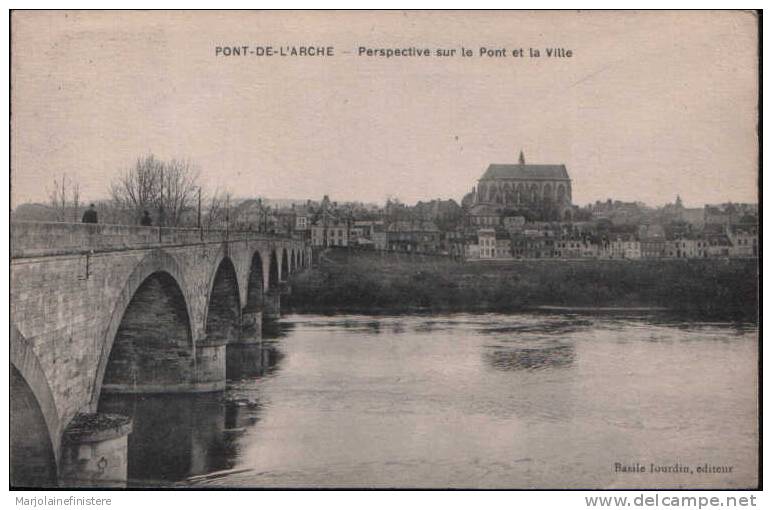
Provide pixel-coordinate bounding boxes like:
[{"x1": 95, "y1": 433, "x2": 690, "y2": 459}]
[{"x1": 480, "y1": 164, "x2": 570, "y2": 181}]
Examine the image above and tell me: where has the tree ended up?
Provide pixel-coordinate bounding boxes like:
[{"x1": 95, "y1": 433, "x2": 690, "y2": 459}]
[
  {"x1": 48, "y1": 175, "x2": 66, "y2": 222},
  {"x1": 203, "y1": 188, "x2": 232, "y2": 230},
  {"x1": 109, "y1": 154, "x2": 163, "y2": 221},
  {"x1": 109, "y1": 154, "x2": 199, "y2": 227},
  {"x1": 160, "y1": 159, "x2": 199, "y2": 227},
  {"x1": 48, "y1": 174, "x2": 81, "y2": 222},
  {"x1": 71, "y1": 182, "x2": 80, "y2": 222}
]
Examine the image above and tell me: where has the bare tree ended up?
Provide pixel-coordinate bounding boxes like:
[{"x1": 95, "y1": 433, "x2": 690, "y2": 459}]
[
  {"x1": 48, "y1": 175, "x2": 65, "y2": 222},
  {"x1": 109, "y1": 154, "x2": 199, "y2": 226},
  {"x1": 48, "y1": 174, "x2": 81, "y2": 222},
  {"x1": 71, "y1": 181, "x2": 80, "y2": 222},
  {"x1": 109, "y1": 154, "x2": 163, "y2": 222},
  {"x1": 160, "y1": 158, "x2": 199, "y2": 227},
  {"x1": 203, "y1": 188, "x2": 231, "y2": 230}
]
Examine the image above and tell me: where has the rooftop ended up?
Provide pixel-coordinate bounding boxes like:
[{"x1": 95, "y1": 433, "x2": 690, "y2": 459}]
[{"x1": 480, "y1": 163, "x2": 570, "y2": 181}]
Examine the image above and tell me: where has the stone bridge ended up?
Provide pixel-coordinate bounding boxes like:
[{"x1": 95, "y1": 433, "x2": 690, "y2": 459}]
[{"x1": 10, "y1": 221, "x2": 311, "y2": 487}]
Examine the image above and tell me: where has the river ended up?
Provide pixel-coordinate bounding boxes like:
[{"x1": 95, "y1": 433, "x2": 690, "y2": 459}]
[{"x1": 98, "y1": 312, "x2": 758, "y2": 489}]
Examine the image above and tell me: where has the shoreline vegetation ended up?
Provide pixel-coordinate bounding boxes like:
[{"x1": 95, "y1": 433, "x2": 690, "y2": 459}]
[{"x1": 285, "y1": 249, "x2": 759, "y2": 322}]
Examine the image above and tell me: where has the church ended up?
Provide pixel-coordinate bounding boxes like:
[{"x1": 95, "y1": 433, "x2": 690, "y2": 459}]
[{"x1": 463, "y1": 151, "x2": 574, "y2": 224}]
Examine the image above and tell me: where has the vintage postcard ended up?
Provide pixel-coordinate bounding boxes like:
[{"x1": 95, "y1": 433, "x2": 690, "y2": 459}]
[{"x1": 9, "y1": 10, "x2": 759, "y2": 491}]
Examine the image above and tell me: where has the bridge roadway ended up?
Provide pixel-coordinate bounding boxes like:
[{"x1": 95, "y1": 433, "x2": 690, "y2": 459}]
[{"x1": 10, "y1": 221, "x2": 311, "y2": 487}]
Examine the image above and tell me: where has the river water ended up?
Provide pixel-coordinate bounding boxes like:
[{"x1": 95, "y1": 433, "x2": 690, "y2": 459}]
[{"x1": 99, "y1": 313, "x2": 758, "y2": 489}]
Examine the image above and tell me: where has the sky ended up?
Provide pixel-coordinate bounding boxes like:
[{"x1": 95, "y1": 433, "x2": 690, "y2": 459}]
[{"x1": 11, "y1": 10, "x2": 759, "y2": 209}]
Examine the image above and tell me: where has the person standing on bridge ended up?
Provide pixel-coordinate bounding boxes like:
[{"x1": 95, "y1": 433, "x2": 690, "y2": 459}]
[
  {"x1": 81, "y1": 203, "x2": 98, "y2": 224},
  {"x1": 140, "y1": 210, "x2": 153, "y2": 226}
]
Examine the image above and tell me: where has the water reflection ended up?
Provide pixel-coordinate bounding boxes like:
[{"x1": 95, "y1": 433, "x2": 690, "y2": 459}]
[
  {"x1": 484, "y1": 343, "x2": 575, "y2": 371},
  {"x1": 98, "y1": 393, "x2": 236, "y2": 484},
  {"x1": 98, "y1": 340, "x2": 283, "y2": 485},
  {"x1": 108, "y1": 313, "x2": 757, "y2": 489},
  {"x1": 262, "y1": 320, "x2": 296, "y2": 339},
  {"x1": 478, "y1": 318, "x2": 592, "y2": 335},
  {"x1": 227, "y1": 341, "x2": 285, "y2": 380}
]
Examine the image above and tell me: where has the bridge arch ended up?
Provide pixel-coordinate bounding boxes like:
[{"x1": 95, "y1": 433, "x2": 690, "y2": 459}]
[
  {"x1": 10, "y1": 325, "x2": 59, "y2": 487},
  {"x1": 204, "y1": 255, "x2": 242, "y2": 344},
  {"x1": 92, "y1": 250, "x2": 193, "y2": 404},
  {"x1": 101, "y1": 272, "x2": 193, "y2": 394}
]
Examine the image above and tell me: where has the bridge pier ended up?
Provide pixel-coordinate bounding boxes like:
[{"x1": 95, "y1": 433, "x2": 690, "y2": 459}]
[
  {"x1": 226, "y1": 343, "x2": 265, "y2": 379},
  {"x1": 195, "y1": 339, "x2": 227, "y2": 392},
  {"x1": 239, "y1": 311, "x2": 263, "y2": 343},
  {"x1": 263, "y1": 289, "x2": 281, "y2": 321},
  {"x1": 226, "y1": 311, "x2": 264, "y2": 379},
  {"x1": 58, "y1": 413, "x2": 132, "y2": 488}
]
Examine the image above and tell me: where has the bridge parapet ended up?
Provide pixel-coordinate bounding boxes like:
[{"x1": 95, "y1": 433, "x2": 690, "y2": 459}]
[{"x1": 11, "y1": 221, "x2": 294, "y2": 258}]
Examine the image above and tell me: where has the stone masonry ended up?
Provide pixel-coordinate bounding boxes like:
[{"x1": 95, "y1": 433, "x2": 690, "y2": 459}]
[{"x1": 10, "y1": 221, "x2": 310, "y2": 484}]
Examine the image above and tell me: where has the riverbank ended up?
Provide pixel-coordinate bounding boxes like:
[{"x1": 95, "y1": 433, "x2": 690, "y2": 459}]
[{"x1": 285, "y1": 250, "x2": 758, "y2": 321}]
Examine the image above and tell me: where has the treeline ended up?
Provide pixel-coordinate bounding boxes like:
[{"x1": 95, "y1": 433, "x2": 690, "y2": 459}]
[
  {"x1": 286, "y1": 251, "x2": 758, "y2": 321},
  {"x1": 15, "y1": 154, "x2": 237, "y2": 228}
]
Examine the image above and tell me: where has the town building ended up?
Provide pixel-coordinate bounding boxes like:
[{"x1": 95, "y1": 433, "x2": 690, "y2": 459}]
[
  {"x1": 726, "y1": 225, "x2": 758, "y2": 257},
  {"x1": 609, "y1": 236, "x2": 641, "y2": 259},
  {"x1": 310, "y1": 214, "x2": 350, "y2": 247},
  {"x1": 495, "y1": 235, "x2": 512, "y2": 259},
  {"x1": 465, "y1": 150, "x2": 574, "y2": 223},
  {"x1": 372, "y1": 229, "x2": 388, "y2": 251},
  {"x1": 556, "y1": 237, "x2": 599, "y2": 259},
  {"x1": 512, "y1": 228, "x2": 558, "y2": 259},
  {"x1": 386, "y1": 221, "x2": 441, "y2": 253},
  {"x1": 640, "y1": 238, "x2": 666, "y2": 259},
  {"x1": 666, "y1": 237, "x2": 704, "y2": 258},
  {"x1": 477, "y1": 229, "x2": 496, "y2": 259}
]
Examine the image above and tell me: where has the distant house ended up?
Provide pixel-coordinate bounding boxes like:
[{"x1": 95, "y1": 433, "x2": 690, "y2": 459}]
[
  {"x1": 726, "y1": 225, "x2": 758, "y2": 257},
  {"x1": 556, "y1": 237, "x2": 598, "y2": 259},
  {"x1": 705, "y1": 234, "x2": 732, "y2": 258},
  {"x1": 512, "y1": 228, "x2": 558, "y2": 259},
  {"x1": 477, "y1": 229, "x2": 496, "y2": 259},
  {"x1": 704, "y1": 202, "x2": 758, "y2": 226},
  {"x1": 310, "y1": 212, "x2": 349, "y2": 247},
  {"x1": 609, "y1": 235, "x2": 641, "y2": 259},
  {"x1": 502, "y1": 215, "x2": 526, "y2": 233},
  {"x1": 372, "y1": 229, "x2": 388, "y2": 251},
  {"x1": 639, "y1": 224, "x2": 666, "y2": 259},
  {"x1": 495, "y1": 235, "x2": 512, "y2": 259},
  {"x1": 465, "y1": 203, "x2": 501, "y2": 228},
  {"x1": 352, "y1": 220, "x2": 384, "y2": 242},
  {"x1": 294, "y1": 205, "x2": 310, "y2": 235},
  {"x1": 640, "y1": 238, "x2": 666, "y2": 259},
  {"x1": 666, "y1": 237, "x2": 704, "y2": 259},
  {"x1": 442, "y1": 229, "x2": 466, "y2": 258},
  {"x1": 386, "y1": 221, "x2": 441, "y2": 253}
]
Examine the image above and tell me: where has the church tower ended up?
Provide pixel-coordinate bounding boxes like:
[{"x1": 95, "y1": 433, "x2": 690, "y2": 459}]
[{"x1": 518, "y1": 150, "x2": 525, "y2": 165}]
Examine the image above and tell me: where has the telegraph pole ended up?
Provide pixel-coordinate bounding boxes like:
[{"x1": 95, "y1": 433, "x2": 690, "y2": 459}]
[
  {"x1": 197, "y1": 187, "x2": 202, "y2": 240},
  {"x1": 197, "y1": 187, "x2": 202, "y2": 229},
  {"x1": 159, "y1": 167, "x2": 164, "y2": 242}
]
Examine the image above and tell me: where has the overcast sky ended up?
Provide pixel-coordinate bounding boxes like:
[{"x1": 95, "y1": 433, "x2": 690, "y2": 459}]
[{"x1": 11, "y1": 10, "x2": 758, "y2": 209}]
